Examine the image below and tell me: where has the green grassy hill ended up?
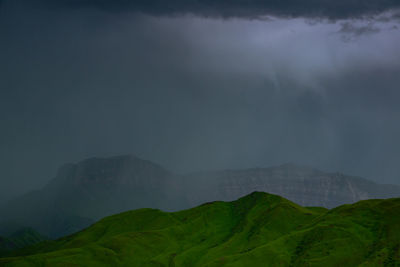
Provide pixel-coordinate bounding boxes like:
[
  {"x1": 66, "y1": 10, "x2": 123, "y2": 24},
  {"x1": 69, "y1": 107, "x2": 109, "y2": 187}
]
[
  {"x1": 0, "y1": 192, "x2": 399, "y2": 266},
  {"x1": 0, "y1": 228, "x2": 46, "y2": 256}
]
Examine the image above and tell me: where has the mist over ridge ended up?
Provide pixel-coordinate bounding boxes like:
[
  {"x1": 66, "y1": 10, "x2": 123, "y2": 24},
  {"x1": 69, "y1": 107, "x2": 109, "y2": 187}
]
[
  {"x1": 1, "y1": 0, "x2": 400, "y2": 204},
  {"x1": 1, "y1": 154, "x2": 399, "y2": 239}
]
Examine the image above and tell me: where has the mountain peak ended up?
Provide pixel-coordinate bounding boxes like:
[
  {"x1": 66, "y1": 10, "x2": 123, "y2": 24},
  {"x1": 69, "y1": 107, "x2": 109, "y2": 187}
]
[
  {"x1": 52, "y1": 154, "x2": 170, "y2": 186},
  {"x1": 6, "y1": 193, "x2": 399, "y2": 266},
  {"x1": 233, "y1": 191, "x2": 285, "y2": 207},
  {"x1": 273, "y1": 163, "x2": 321, "y2": 173}
]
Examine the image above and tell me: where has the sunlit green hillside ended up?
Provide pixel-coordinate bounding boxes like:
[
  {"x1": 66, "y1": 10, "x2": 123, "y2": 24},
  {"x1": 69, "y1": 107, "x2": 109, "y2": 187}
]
[{"x1": 1, "y1": 192, "x2": 399, "y2": 266}]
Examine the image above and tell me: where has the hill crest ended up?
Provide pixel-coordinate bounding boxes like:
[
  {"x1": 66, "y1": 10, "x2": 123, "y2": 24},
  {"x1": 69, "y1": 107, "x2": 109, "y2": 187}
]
[{"x1": 2, "y1": 192, "x2": 399, "y2": 266}]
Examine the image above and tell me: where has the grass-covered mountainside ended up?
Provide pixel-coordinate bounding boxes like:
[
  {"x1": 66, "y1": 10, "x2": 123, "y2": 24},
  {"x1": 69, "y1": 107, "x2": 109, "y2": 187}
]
[
  {"x1": 1, "y1": 192, "x2": 399, "y2": 266},
  {"x1": 2, "y1": 155, "x2": 400, "y2": 239},
  {"x1": 0, "y1": 228, "x2": 46, "y2": 256}
]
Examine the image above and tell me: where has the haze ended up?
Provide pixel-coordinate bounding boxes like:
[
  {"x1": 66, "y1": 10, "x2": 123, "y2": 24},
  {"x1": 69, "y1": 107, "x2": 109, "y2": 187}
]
[{"x1": 1, "y1": 0, "x2": 400, "y2": 199}]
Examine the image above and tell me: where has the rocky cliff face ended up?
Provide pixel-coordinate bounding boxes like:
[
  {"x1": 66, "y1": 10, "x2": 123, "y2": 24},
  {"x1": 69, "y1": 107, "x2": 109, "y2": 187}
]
[
  {"x1": 0, "y1": 155, "x2": 175, "y2": 238},
  {"x1": 182, "y1": 164, "x2": 400, "y2": 208},
  {"x1": 1, "y1": 156, "x2": 399, "y2": 238},
  {"x1": 44, "y1": 155, "x2": 174, "y2": 218},
  {"x1": 52, "y1": 155, "x2": 169, "y2": 187}
]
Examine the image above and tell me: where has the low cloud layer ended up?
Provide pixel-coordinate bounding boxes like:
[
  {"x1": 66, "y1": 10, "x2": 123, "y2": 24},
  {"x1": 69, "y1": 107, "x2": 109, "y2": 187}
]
[{"x1": 3, "y1": 0, "x2": 400, "y2": 20}]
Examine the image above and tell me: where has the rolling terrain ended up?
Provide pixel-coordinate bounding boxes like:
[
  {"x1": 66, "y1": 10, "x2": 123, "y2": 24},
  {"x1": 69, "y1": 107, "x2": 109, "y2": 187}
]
[
  {"x1": 1, "y1": 155, "x2": 399, "y2": 239},
  {"x1": 0, "y1": 228, "x2": 46, "y2": 256},
  {"x1": 1, "y1": 192, "x2": 399, "y2": 266}
]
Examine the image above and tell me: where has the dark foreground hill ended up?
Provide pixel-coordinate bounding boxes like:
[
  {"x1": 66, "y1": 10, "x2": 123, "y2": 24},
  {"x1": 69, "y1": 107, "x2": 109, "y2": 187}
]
[
  {"x1": 1, "y1": 192, "x2": 399, "y2": 266},
  {"x1": 0, "y1": 228, "x2": 46, "y2": 256},
  {"x1": 1, "y1": 155, "x2": 399, "y2": 239}
]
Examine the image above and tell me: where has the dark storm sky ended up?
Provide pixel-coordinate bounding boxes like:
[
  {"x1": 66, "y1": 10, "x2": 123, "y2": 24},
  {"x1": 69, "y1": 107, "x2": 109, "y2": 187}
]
[{"x1": 1, "y1": 0, "x2": 400, "y2": 198}]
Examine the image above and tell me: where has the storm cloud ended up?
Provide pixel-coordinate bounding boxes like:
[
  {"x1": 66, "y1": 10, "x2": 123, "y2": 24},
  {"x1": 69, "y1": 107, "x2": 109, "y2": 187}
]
[
  {"x1": 7, "y1": 0, "x2": 400, "y2": 20},
  {"x1": 1, "y1": 0, "x2": 400, "y2": 199}
]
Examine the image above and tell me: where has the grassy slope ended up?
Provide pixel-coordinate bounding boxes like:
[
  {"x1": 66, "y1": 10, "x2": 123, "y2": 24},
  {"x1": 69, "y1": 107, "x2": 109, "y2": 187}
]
[
  {"x1": 0, "y1": 192, "x2": 399, "y2": 266},
  {"x1": 0, "y1": 229, "x2": 46, "y2": 256}
]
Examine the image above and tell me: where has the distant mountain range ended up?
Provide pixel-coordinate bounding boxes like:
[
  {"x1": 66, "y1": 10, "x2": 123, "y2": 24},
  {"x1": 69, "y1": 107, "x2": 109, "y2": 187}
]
[
  {"x1": 1, "y1": 155, "x2": 399, "y2": 238},
  {"x1": 0, "y1": 155, "x2": 175, "y2": 238},
  {"x1": 183, "y1": 163, "x2": 400, "y2": 208},
  {"x1": 1, "y1": 192, "x2": 399, "y2": 266}
]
